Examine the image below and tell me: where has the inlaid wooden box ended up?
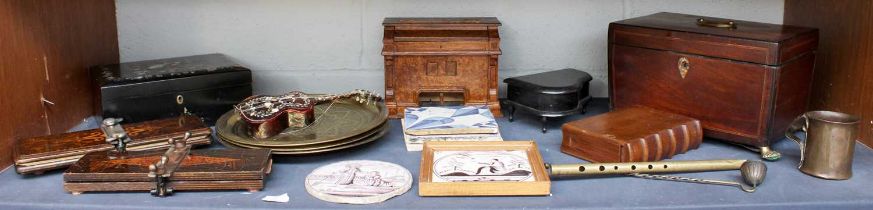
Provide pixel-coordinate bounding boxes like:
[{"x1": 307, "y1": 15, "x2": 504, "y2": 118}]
[
  {"x1": 608, "y1": 12, "x2": 818, "y2": 160},
  {"x1": 382, "y1": 17, "x2": 502, "y2": 118}
]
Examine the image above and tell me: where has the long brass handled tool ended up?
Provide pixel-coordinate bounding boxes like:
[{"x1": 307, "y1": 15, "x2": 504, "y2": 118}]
[{"x1": 546, "y1": 159, "x2": 767, "y2": 192}]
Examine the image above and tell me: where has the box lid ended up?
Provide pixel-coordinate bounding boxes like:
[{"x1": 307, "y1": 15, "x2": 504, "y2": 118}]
[
  {"x1": 613, "y1": 12, "x2": 814, "y2": 43},
  {"x1": 93, "y1": 54, "x2": 250, "y2": 86},
  {"x1": 64, "y1": 148, "x2": 271, "y2": 182},
  {"x1": 383, "y1": 17, "x2": 500, "y2": 26},
  {"x1": 13, "y1": 116, "x2": 211, "y2": 174},
  {"x1": 562, "y1": 106, "x2": 699, "y2": 141},
  {"x1": 610, "y1": 12, "x2": 818, "y2": 65},
  {"x1": 504, "y1": 69, "x2": 592, "y2": 93}
]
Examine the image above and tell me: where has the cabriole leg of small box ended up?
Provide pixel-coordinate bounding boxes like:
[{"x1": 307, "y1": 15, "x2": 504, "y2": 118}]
[
  {"x1": 508, "y1": 104, "x2": 515, "y2": 122},
  {"x1": 580, "y1": 97, "x2": 591, "y2": 114}
]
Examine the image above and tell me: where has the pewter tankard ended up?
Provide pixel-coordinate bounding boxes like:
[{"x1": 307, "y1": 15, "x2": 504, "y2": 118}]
[{"x1": 785, "y1": 111, "x2": 860, "y2": 180}]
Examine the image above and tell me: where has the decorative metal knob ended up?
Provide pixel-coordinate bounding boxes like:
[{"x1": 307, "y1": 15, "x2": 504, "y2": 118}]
[{"x1": 741, "y1": 160, "x2": 767, "y2": 188}]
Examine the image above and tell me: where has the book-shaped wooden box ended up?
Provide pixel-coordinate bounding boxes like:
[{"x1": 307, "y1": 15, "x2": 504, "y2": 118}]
[
  {"x1": 561, "y1": 106, "x2": 702, "y2": 162},
  {"x1": 419, "y1": 141, "x2": 550, "y2": 196},
  {"x1": 13, "y1": 116, "x2": 211, "y2": 174},
  {"x1": 63, "y1": 138, "x2": 271, "y2": 196}
]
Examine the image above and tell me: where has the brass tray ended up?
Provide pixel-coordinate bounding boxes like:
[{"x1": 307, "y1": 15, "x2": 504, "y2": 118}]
[
  {"x1": 215, "y1": 97, "x2": 387, "y2": 147},
  {"x1": 218, "y1": 122, "x2": 387, "y2": 151},
  {"x1": 218, "y1": 124, "x2": 389, "y2": 155}
]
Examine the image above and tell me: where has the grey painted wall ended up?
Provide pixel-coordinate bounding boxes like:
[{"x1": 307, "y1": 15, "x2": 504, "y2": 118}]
[{"x1": 116, "y1": 0, "x2": 784, "y2": 97}]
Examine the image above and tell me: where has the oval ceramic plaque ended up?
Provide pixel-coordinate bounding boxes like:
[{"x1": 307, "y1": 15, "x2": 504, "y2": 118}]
[{"x1": 305, "y1": 160, "x2": 412, "y2": 204}]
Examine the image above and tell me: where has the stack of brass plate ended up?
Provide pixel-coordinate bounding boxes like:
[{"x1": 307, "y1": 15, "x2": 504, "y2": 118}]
[{"x1": 215, "y1": 97, "x2": 388, "y2": 154}]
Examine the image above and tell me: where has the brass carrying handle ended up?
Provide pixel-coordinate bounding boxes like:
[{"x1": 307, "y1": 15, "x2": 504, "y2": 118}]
[
  {"x1": 697, "y1": 18, "x2": 736, "y2": 29},
  {"x1": 785, "y1": 115, "x2": 808, "y2": 167}
]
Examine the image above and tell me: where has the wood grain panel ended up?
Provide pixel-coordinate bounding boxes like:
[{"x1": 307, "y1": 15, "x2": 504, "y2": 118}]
[
  {"x1": 768, "y1": 54, "x2": 816, "y2": 141},
  {"x1": 394, "y1": 41, "x2": 489, "y2": 52},
  {"x1": 611, "y1": 45, "x2": 770, "y2": 143},
  {"x1": 15, "y1": 115, "x2": 208, "y2": 162},
  {"x1": 37, "y1": 0, "x2": 119, "y2": 131},
  {"x1": 0, "y1": 0, "x2": 118, "y2": 169},
  {"x1": 611, "y1": 25, "x2": 775, "y2": 65},
  {"x1": 0, "y1": 0, "x2": 49, "y2": 170},
  {"x1": 785, "y1": 0, "x2": 873, "y2": 147},
  {"x1": 383, "y1": 18, "x2": 502, "y2": 118},
  {"x1": 863, "y1": 13, "x2": 873, "y2": 149},
  {"x1": 63, "y1": 149, "x2": 270, "y2": 194}
]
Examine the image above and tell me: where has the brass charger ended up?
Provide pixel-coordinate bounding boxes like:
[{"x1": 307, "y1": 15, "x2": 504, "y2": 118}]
[
  {"x1": 215, "y1": 96, "x2": 388, "y2": 154},
  {"x1": 218, "y1": 123, "x2": 389, "y2": 155}
]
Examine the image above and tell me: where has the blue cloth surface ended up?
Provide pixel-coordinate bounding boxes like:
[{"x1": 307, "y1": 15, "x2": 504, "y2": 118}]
[{"x1": 1, "y1": 99, "x2": 872, "y2": 210}]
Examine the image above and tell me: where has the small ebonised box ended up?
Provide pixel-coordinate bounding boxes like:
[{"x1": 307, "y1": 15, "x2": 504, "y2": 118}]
[{"x1": 92, "y1": 54, "x2": 252, "y2": 125}]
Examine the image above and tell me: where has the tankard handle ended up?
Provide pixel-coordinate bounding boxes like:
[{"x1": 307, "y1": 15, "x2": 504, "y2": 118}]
[{"x1": 785, "y1": 115, "x2": 808, "y2": 167}]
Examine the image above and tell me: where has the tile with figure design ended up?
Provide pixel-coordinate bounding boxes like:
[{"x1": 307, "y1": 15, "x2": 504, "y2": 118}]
[{"x1": 431, "y1": 150, "x2": 533, "y2": 182}]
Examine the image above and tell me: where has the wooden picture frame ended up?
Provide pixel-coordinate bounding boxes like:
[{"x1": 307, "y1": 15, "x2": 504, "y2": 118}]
[{"x1": 419, "y1": 141, "x2": 550, "y2": 196}]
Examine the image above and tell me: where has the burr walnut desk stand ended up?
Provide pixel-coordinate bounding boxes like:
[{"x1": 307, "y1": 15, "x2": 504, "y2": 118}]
[{"x1": 382, "y1": 17, "x2": 503, "y2": 118}]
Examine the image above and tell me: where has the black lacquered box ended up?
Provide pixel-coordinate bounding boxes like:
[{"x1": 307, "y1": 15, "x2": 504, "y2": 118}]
[
  {"x1": 92, "y1": 54, "x2": 252, "y2": 125},
  {"x1": 504, "y1": 68, "x2": 592, "y2": 133}
]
